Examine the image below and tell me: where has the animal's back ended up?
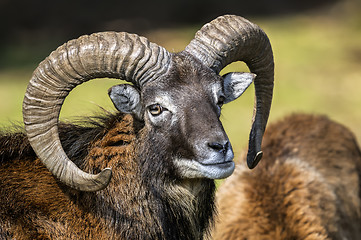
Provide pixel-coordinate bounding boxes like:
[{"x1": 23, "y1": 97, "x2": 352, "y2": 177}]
[
  {"x1": 213, "y1": 114, "x2": 361, "y2": 240},
  {"x1": 261, "y1": 114, "x2": 361, "y2": 172}
]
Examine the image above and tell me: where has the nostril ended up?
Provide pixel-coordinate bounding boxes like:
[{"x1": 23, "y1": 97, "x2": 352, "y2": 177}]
[
  {"x1": 208, "y1": 141, "x2": 229, "y2": 153},
  {"x1": 208, "y1": 142, "x2": 223, "y2": 151}
]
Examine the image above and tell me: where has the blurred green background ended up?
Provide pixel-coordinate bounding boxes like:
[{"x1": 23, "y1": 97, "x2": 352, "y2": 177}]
[{"x1": 0, "y1": 0, "x2": 360, "y2": 158}]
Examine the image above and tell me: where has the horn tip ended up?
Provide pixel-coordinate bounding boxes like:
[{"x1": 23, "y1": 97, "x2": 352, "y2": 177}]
[
  {"x1": 98, "y1": 167, "x2": 112, "y2": 185},
  {"x1": 85, "y1": 168, "x2": 112, "y2": 192},
  {"x1": 247, "y1": 151, "x2": 263, "y2": 169}
]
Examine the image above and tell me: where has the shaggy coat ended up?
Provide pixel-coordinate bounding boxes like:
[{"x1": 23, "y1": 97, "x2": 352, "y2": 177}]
[
  {"x1": 212, "y1": 114, "x2": 361, "y2": 240},
  {"x1": 0, "y1": 113, "x2": 215, "y2": 240}
]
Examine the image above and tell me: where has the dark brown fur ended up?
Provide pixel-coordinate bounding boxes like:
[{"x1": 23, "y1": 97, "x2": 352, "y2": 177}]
[
  {"x1": 212, "y1": 114, "x2": 361, "y2": 240},
  {"x1": 0, "y1": 113, "x2": 215, "y2": 239}
]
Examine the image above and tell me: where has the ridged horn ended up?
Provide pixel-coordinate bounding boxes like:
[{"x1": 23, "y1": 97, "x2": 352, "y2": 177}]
[
  {"x1": 185, "y1": 15, "x2": 274, "y2": 169},
  {"x1": 23, "y1": 32, "x2": 171, "y2": 191}
]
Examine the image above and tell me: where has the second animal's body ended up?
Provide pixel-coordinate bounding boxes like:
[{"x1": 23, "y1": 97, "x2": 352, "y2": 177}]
[{"x1": 212, "y1": 114, "x2": 361, "y2": 240}]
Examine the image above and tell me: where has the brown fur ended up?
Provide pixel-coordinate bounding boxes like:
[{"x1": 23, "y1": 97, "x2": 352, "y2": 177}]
[
  {"x1": 0, "y1": 113, "x2": 215, "y2": 239},
  {"x1": 212, "y1": 114, "x2": 361, "y2": 240}
]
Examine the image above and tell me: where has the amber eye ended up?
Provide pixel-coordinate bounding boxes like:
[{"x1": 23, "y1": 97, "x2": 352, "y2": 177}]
[
  {"x1": 217, "y1": 96, "x2": 225, "y2": 108},
  {"x1": 148, "y1": 104, "x2": 163, "y2": 116}
]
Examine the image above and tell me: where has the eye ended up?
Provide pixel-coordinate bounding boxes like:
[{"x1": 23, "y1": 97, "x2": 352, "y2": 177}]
[
  {"x1": 217, "y1": 96, "x2": 225, "y2": 108},
  {"x1": 148, "y1": 104, "x2": 163, "y2": 116}
]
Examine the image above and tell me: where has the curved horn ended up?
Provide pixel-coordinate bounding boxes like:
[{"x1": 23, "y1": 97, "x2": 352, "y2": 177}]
[
  {"x1": 23, "y1": 32, "x2": 171, "y2": 191},
  {"x1": 185, "y1": 15, "x2": 274, "y2": 169}
]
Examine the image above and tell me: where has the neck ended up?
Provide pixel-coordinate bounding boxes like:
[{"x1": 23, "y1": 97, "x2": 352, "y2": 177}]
[
  {"x1": 136, "y1": 134, "x2": 216, "y2": 239},
  {"x1": 154, "y1": 178, "x2": 216, "y2": 240},
  {"x1": 89, "y1": 168, "x2": 215, "y2": 239}
]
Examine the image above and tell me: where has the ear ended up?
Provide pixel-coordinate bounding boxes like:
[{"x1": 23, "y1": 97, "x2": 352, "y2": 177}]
[
  {"x1": 222, "y1": 72, "x2": 256, "y2": 103},
  {"x1": 108, "y1": 84, "x2": 143, "y2": 119}
]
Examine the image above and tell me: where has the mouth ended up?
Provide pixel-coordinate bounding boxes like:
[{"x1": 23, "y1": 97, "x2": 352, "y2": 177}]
[
  {"x1": 174, "y1": 158, "x2": 235, "y2": 179},
  {"x1": 200, "y1": 160, "x2": 234, "y2": 168}
]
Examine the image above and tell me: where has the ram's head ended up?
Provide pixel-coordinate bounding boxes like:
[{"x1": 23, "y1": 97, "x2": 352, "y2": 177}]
[{"x1": 23, "y1": 15, "x2": 274, "y2": 191}]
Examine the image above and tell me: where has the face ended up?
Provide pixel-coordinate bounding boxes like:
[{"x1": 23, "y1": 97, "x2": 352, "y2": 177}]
[{"x1": 108, "y1": 53, "x2": 255, "y2": 180}]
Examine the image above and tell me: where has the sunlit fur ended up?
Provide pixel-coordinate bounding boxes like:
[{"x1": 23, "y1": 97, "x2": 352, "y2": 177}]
[
  {"x1": 0, "y1": 113, "x2": 215, "y2": 239},
  {"x1": 212, "y1": 114, "x2": 361, "y2": 240}
]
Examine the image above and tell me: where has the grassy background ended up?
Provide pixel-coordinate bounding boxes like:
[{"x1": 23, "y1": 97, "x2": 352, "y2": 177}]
[{"x1": 0, "y1": 11, "x2": 360, "y2": 160}]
